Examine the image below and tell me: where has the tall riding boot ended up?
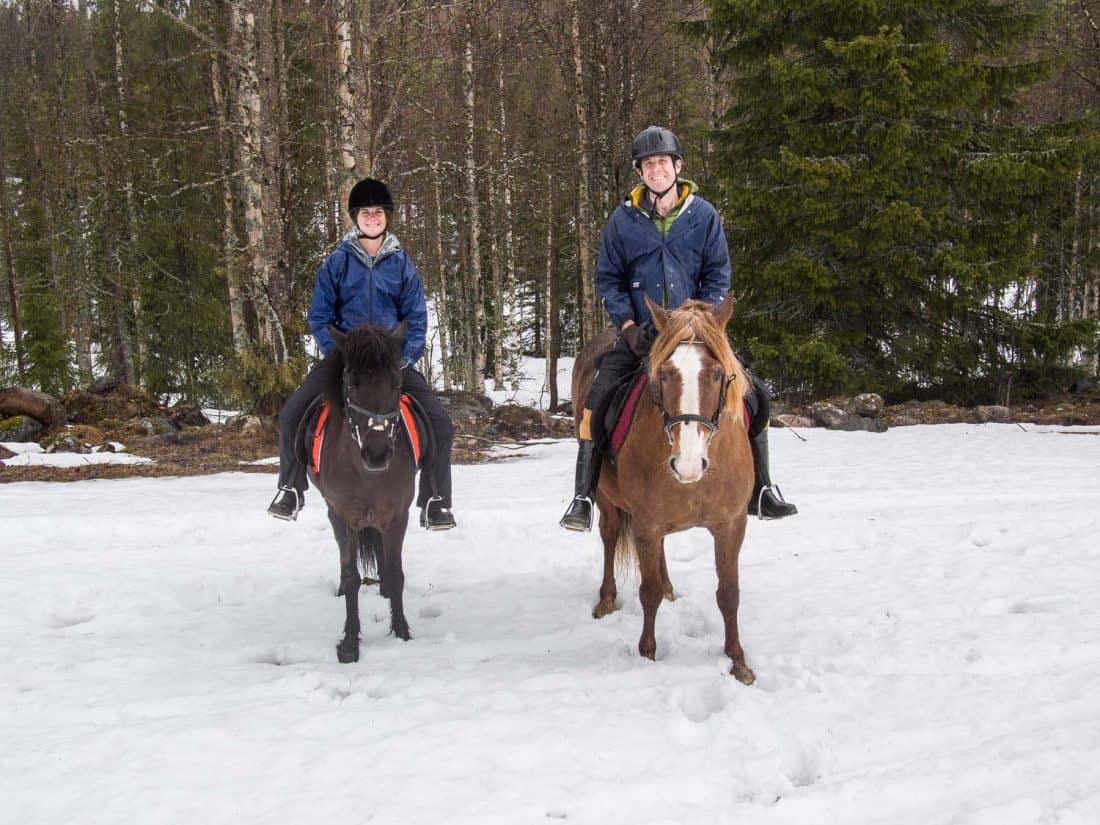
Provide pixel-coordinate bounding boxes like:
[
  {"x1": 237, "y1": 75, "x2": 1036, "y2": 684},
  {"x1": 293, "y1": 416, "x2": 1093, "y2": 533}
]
[
  {"x1": 748, "y1": 429, "x2": 798, "y2": 519},
  {"x1": 560, "y1": 439, "x2": 601, "y2": 532}
]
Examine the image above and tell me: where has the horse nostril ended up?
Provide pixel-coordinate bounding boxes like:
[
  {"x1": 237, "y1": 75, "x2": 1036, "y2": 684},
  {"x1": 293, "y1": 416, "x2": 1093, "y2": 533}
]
[
  {"x1": 701, "y1": 457, "x2": 709, "y2": 472},
  {"x1": 668, "y1": 456, "x2": 678, "y2": 476}
]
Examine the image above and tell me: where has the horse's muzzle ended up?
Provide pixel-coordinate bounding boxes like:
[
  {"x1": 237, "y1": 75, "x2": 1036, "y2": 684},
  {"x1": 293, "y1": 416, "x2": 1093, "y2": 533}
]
[
  {"x1": 669, "y1": 454, "x2": 709, "y2": 483},
  {"x1": 360, "y1": 444, "x2": 394, "y2": 473}
]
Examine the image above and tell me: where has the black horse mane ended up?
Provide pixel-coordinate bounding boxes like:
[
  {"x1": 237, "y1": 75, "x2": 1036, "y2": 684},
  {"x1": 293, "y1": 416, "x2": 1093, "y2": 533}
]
[{"x1": 319, "y1": 325, "x2": 402, "y2": 409}]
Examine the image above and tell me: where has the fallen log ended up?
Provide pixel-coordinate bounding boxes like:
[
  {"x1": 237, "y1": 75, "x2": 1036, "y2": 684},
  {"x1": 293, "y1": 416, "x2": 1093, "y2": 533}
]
[{"x1": 0, "y1": 387, "x2": 67, "y2": 428}]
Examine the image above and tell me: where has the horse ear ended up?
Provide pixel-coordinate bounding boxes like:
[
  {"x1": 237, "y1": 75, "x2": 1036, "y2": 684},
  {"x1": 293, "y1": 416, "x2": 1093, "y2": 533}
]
[
  {"x1": 644, "y1": 295, "x2": 670, "y2": 332},
  {"x1": 713, "y1": 293, "x2": 735, "y2": 329},
  {"x1": 390, "y1": 320, "x2": 409, "y2": 346},
  {"x1": 329, "y1": 325, "x2": 346, "y2": 349}
]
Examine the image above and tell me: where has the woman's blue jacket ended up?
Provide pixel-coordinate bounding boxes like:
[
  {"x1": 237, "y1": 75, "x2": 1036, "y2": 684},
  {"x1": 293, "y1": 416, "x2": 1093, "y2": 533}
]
[{"x1": 307, "y1": 234, "x2": 428, "y2": 365}]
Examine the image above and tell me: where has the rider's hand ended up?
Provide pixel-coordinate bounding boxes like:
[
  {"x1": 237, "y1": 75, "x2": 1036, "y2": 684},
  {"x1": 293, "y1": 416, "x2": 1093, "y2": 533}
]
[{"x1": 622, "y1": 322, "x2": 657, "y2": 357}]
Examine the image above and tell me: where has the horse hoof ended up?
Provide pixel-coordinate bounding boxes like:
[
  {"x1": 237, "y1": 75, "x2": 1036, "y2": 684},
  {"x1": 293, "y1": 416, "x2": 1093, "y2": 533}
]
[
  {"x1": 730, "y1": 662, "x2": 755, "y2": 685},
  {"x1": 391, "y1": 623, "x2": 411, "y2": 641},
  {"x1": 638, "y1": 640, "x2": 657, "y2": 661},
  {"x1": 337, "y1": 642, "x2": 359, "y2": 663},
  {"x1": 592, "y1": 599, "x2": 618, "y2": 619}
]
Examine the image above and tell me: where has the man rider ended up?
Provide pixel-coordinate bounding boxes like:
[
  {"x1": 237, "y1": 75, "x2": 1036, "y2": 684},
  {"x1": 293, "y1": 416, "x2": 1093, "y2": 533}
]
[{"x1": 559, "y1": 125, "x2": 798, "y2": 532}]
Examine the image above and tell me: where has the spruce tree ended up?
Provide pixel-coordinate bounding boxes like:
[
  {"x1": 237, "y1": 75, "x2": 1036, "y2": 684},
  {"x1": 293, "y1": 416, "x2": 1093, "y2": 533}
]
[{"x1": 702, "y1": 0, "x2": 1095, "y2": 400}]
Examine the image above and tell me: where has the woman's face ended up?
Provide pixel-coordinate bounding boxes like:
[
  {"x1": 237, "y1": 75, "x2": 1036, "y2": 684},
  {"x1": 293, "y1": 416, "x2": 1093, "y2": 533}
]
[{"x1": 356, "y1": 206, "x2": 387, "y2": 237}]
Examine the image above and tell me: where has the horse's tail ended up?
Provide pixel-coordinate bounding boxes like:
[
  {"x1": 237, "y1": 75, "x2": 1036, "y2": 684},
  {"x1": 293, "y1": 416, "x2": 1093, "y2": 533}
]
[
  {"x1": 358, "y1": 527, "x2": 383, "y2": 578},
  {"x1": 614, "y1": 508, "x2": 636, "y2": 578}
]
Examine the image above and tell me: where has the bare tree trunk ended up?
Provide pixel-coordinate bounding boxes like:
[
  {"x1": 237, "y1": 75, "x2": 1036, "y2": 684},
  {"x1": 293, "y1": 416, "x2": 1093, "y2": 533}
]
[
  {"x1": 545, "y1": 173, "x2": 559, "y2": 412},
  {"x1": 1087, "y1": 179, "x2": 1099, "y2": 375},
  {"x1": 488, "y1": 170, "x2": 505, "y2": 390},
  {"x1": 462, "y1": 7, "x2": 485, "y2": 389},
  {"x1": 210, "y1": 49, "x2": 249, "y2": 357},
  {"x1": 229, "y1": 0, "x2": 288, "y2": 362},
  {"x1": 256, "y1": 0, "x2": 291, "y2": 355},
  {"x1": 496, "y1": 24, "x2": 520, "y2": 390},
  {"x1": 111, "y1": 0, "x2": 141, "y2": 384},
  {"x1": 571, "y1": 0, "x2": 595, "y2": 346},
  {"x1": 430, "y1": 133, "x2": 453, "y2": 391},
  {"x1": 0, "y1": 112, "x2": 26, "y2": 379},
  {"x1": 335, "y1": 0, "x2": 358, "y2": 221}
]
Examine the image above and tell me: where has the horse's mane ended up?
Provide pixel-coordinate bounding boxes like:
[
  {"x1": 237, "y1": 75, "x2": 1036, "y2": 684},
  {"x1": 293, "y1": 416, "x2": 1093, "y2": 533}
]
[
  {"x1": 647, "y1": 299, "x2": 750, "y2": 412},
  {"x1": 318, "y1": 325, "x2": 402, "y2": 409}
]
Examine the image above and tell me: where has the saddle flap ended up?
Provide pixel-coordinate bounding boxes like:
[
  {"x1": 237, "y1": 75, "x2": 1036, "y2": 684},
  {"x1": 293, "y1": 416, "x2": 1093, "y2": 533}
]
[{"x1": 605, "y1": 372, "x2": 649, "y2": 459}]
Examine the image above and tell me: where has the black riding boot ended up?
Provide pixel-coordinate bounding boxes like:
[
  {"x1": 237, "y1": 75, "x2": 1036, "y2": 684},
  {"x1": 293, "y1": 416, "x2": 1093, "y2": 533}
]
[
  {"x1": 560, "y1": 440, "x2": 600, "y2": 532},
  {"x1": 420, "y1": 497, "x2": 457, "y2": 531},
  {"x1": 267, "y1": 487, "x2": 304, "y2": 521},
  {"x1": 748, "y1": 429, "x2": 798, "y2": 519}
]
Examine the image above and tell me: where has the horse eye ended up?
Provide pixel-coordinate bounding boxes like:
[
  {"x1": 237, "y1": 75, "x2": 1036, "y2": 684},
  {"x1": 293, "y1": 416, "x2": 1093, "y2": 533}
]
[{"x1": 711, "y1": 367, "x2": 723, "y2": 381}]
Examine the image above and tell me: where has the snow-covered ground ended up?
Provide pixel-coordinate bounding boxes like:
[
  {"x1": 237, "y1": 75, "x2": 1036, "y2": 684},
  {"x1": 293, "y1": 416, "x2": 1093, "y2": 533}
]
[{"x1": 2, "y1": 424, "x2": 1099, "y2": 825}]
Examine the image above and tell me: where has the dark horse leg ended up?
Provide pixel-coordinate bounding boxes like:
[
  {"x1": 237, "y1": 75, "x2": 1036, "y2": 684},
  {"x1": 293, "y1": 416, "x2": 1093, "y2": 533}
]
[
  {"x1": 378, "y1": 518, "x2": 411, "y2": 641},
  {"x1": 328, "y1": 509, "x2": 361, "y2": 663},
  {"x1": 634, "y1": 527, "x2": 666, "y2": 661},
  {"x1": 710, "y1": 517, "x2": 755, "y2": 684},
  {"x1": 593, "y1": 504, "x2": 621, "y2": 619}
]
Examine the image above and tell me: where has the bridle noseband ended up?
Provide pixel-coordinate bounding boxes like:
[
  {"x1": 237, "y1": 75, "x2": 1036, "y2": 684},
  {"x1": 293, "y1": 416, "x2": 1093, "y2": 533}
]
[
  {"x1": 342, "y1": 371, "x2": 400, "y2": 451},
  {"x1": 651, "y1": 339, "x2": 733, "y2": 445}
]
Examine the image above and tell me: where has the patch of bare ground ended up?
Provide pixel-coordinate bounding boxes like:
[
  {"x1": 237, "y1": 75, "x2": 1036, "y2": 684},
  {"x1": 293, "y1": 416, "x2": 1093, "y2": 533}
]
[
  {"x1": 6, "y1": 387, "x2": 1096, "y2": 484},
  {"x1": 0, "y1": 426, "x2": 281, "y2": 483},
  {"x1": 1, "y1": 395, "x2": 576, "y2": 483}
]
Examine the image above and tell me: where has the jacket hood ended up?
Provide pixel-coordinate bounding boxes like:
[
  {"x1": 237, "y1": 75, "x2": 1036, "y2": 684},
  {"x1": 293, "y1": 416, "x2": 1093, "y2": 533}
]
[
  {"x1": 628, "y1": 178, "x2": 698, "y2": 212},
  {"x1": 340, "y1": 230, "x2": 402, "y2": 266}
]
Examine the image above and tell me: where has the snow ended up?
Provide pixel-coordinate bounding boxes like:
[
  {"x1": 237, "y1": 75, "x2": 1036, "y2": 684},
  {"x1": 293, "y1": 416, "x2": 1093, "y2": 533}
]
[
  {"x1": 483, "y1": 355, "x2": 575, "y2": 409},
  {"x1": 2, "y1": 423, "x2": 1099, "y2": 824},
  {"x1": 1, "y1": 441, "x2": 151, "y2": 467}
]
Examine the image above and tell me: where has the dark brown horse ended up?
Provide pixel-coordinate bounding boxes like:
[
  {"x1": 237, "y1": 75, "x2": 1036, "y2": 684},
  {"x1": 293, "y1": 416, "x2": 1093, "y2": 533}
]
[
  {"x1": 574, "y1": 295, "x2": 757, "y2": 682},
  {"x1": 309, "y1": 323, "x2": 417, "y2": 663}
]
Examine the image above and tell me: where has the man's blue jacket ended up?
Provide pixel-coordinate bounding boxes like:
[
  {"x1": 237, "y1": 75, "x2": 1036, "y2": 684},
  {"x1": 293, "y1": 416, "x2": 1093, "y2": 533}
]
[
  {"x1": 596, "y1": 184, "x2": 731, "y2": 328},
  {"x1": 307, "y1": 232, "x2": 428, "y2": 365}
]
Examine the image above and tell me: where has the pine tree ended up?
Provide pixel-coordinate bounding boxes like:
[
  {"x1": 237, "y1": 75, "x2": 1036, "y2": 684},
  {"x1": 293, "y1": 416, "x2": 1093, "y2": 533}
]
[{"x1": 702, "y1": 0, "x2": 1095, "y2": 400}]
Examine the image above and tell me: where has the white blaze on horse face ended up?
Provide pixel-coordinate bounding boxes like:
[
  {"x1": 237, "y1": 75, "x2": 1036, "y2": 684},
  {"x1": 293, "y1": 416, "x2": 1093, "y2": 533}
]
[{"x1": 669, "y1": 343, "x2": 709, "y2": 483}]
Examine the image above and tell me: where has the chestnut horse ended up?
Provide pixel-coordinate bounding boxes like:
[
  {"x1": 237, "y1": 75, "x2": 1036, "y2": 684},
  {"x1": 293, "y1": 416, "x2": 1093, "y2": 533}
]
[
  {"x1": 309, "y1": 322, "x2": 417, "y2": 663},
  {"x1": 573, "y1": 295, "x2": 757, "y2": 682}
]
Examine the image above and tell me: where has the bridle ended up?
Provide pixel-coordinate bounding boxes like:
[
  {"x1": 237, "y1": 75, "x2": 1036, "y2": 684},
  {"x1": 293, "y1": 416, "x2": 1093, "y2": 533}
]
[
  {"x1": 651, "y1": 339, "x2": 734, "y2": 445},
  {"x1": 342, "y1": 370, "x2": 400, "y2": 451}
]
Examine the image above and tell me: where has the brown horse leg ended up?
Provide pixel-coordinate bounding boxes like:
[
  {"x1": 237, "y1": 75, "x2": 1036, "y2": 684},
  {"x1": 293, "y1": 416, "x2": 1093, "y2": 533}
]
[
  {"x1": 329, "y1": 511, "x2": 361, "y2": 663},
  {"x1": 379, "y1": 520, "x2": 411, "y2": 641},
  {"x1": 710, "y1": 518, "x2": 755, "y2": 684},
  {"x1": 659, "y1": 539, "x2": 676, "y2": 602},
  {"x1": 635, "y1": 530, "x2": 665, "y2": 660},
  {"x1": 593, "y1": 505, "x2": 620, "y2": 619}
]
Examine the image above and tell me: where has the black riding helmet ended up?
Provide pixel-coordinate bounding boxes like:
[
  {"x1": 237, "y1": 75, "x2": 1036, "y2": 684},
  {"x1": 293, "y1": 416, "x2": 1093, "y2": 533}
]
[
  {"x1": 631, "y1": 126, "x2": 683, "y2": 168},
  {"x1": 348, "y1": 178, "x2": 394, "y2": 217}
]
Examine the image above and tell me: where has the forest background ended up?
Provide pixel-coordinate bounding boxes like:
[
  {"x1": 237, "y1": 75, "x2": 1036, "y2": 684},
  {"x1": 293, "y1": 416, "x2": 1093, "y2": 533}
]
[{"x1": 0, "y1": 0, "x2": 1097, "y2": 415}]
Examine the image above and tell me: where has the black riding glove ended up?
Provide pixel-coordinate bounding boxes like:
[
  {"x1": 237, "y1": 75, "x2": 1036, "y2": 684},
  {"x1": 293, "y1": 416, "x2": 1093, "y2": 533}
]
[{"x1": 621, "y1": 322, "x2": 657, "y2": 357}]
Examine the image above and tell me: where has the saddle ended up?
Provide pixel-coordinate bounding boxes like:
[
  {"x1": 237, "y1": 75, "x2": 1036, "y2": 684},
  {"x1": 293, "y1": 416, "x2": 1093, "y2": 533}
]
[
  {"x1": 296, "y1": 394, "x2": 427, "y2": 475},
  {"x1": 596, "y1": 367, "x2": 648, "y2": 462}
]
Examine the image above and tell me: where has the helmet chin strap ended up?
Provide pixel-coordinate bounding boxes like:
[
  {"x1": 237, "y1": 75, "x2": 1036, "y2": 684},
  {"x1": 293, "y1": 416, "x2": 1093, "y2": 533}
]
[
  {"x1": 647, "y1": 179, "x2": 679, "y2": 201},
  {"x1": 644, "y1": 178, "x2": 680, "y2": 215}
]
